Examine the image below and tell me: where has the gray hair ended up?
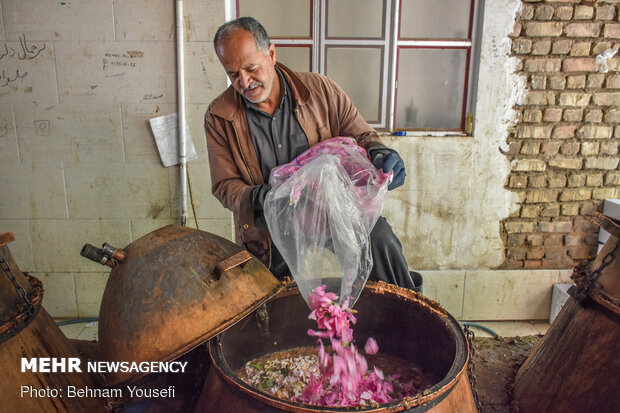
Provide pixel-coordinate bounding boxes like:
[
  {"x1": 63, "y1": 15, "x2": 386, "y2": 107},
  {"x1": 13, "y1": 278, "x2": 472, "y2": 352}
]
[{"x1": 213, "y1": 17, "x2": 271, "y2": 54}]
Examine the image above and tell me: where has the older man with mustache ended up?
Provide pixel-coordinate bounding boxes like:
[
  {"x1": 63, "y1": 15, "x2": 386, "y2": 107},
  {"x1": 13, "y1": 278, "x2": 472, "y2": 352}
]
[{"x1": 204, "y1": 17, "x2": 420, "y2": 291}]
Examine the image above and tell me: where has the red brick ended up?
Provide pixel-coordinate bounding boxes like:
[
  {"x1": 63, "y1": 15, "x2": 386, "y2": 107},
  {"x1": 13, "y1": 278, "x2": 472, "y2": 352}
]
[
  {"x1": 525, "y1": 260, "x2": 543, "y2": 269},
  {"x1": 509, "y1": 175, "x2": 528, "y2": 188},
  {"x1": 564, "y1": 22, "x2": 602, "y2": 37},
  {"x1": 529, "y1": 175, "x2": 546, "y2": 187},
  {"x1": 564, "y1": 233, "x2": 585, "y2": 247},
  {"x1": 585, "y1": 157, "x2": 619, "y2": 170},
  {"x1": 580, "y1": 201, "x2": 603, "y2": 215},
  {"x1": 541, "y1": 141, "x2": 561, "y2": 155},
  {"x1": 566, "y1": 75, "x2": 586, "y2": 88},
  {"x1": 559, "y1": 188, "x2": 591, "y2": 201},
  {"x1": 503, "y1": 259, "x2": 525, "y2": 269},
  {"x1": 605, "y1": 172, "x2": 620, "y2": 185},
  {"x1": 560, "y1": 142, "x2": 580, "y2": 155},
  {"x1": 606, "y1": 75, "x2": 620, "y2": 89},
  {"x1": 543, "y1": 108, "x2": 563, "y2": 122},
  {"x1": 513, "y1": 39, "x2": 533, "y2": 54},
  {"x1": 527, "y1": 247, "x2": 546, "y2": 259},
  {"x1": 506, "y1": 248, "x2": 527, "y2": 261},
  {"x1": 522, "y1": 205, "x2": 541, "y2": 218},
  {"x1": 567, "y1": 174, "x2": 586, "y2": 187},
  {"x1": 561, "y1": 203, "x2": 580, "y2": 216},
  {"x1": 574, "y1": 217, "x2": 598, "y2": 232},
  {"x1": 600, "y1": 141, "x2": 618, "y2": 155},
  {"x1": 596, "y1": 5, "x2": 617, "y2": 21},
  {"x1": 573, "y1": 5, "x2": 594, "y2": 20},
  {"x1": 526, "y1": 189, "x2": 559, "y2": 203},
  {"x1": 552, "y1": 39, "x2": 572, "y2": 54},
  {"x1": 527, "y1": 234, "x2": 544, "y2": 246},
  {"x1": 505, "y1": 221, "x2": 537, "y2": 233},
  {"x1": 593, "y1": 187, "x2": 620, "y2": 199},
  {"x1": 593, "y1": 92, "x2": 620, "y2": 106},
  {"x1": 539, "y1": 220, "x2": 573, "y2": 232},
  {"x1": 541, "y1": 204, "x2": 561, "y2": 217},
  {"x1": 507, "y1": 234, "x2": 527, "y2": 247},
  {"x1": 587, "y1": 74, "x2": 605, "y2": 88},
  {"x1": 544, "y1": 233, "x2": 564, "y2": 246},
  {"x1": 562, "y1": 108, "x2": 583, "y2": 122},
  {"x1": 584, "y1": 109, "x2": 603, "y2": 123},
  {"x1": 554, "y1": 6, "x2": 574, "y2": 21},
  {"x1": 603, "y1": 23, "x2": 620, "y2": 38},
  {"x1": 559, "y1": 92, "x2": 591, "y2": 106},
  {"x1": 525, "y1": 58, "x2": 562, "y2": 72},
  {"x1": 519, "y1": 4, "x2": 535, "y2": 20},
  {"x1": 552, "y1": 125, "x2": 577, "y2": 139},
  {"x1": 534, "y1": 5, "x2": 554, "y2": 20},
  {"x1": 563, "y1": 58, "x2": 598, "y2": 72},
  {"x1": 532, "y1": 40, "x2": 552, "y2": 55},
  {"x1": 525, "y1": 22, "x2": 564, "y2": 37},
  {"x1": 568, "y1": 245, "x2": 596, "y2": 260}
]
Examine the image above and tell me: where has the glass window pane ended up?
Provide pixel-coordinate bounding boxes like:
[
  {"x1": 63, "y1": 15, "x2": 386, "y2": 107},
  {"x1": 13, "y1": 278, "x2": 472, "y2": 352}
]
[
  {"x1": 238, "y1": 0, "x2": 311, "y2": 38},
  {"x1": 400, "y1": 0, "x2": 471, "y2": 39},
  {"x1": 275, "y1": 46, "x2": 311, "y2": 72},
  {"x1": 325, "y1": 47, "x2": 382, "y2": 124},
  {"x1": 395, "y1": 48, "x2": 466, "y2": 130},
  {"x1": 326, "y1": 0, "x2": 384, "y2": 39}
]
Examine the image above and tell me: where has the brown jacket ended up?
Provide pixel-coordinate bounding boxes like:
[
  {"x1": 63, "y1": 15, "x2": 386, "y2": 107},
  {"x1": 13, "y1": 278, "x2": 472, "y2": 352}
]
[{"x1": 204, "y1": 63, "x2": 383, "y2": 266}]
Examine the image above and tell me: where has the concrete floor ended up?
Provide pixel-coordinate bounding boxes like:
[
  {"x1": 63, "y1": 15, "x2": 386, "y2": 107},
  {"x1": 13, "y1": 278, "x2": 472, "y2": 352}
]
[{"x1": 57, "y1": 320, "x2": 551, "y2": 341}]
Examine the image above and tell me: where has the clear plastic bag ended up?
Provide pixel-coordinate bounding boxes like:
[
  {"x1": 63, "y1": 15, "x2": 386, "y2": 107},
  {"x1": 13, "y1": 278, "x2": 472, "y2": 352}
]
[{"x1": 264, "y1": 137, "x2": 391, "y2": 308}]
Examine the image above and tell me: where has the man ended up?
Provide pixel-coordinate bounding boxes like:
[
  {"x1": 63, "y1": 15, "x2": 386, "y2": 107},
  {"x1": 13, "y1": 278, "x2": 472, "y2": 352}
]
[{"x1": 205, "y1": 17, "x2": 419, "y2": 290}]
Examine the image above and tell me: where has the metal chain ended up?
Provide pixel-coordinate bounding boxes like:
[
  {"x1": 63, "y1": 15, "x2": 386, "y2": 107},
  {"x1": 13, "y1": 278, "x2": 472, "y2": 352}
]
[
  {"x1": 590, "y1": 246, "x2": 617, "y2": 284},
  {"x1": 464, "y1": 324, "x2": 482, "y2": 413},
  {"x1": 0, "y1": 256, "x2": 35, "y2": 317}
]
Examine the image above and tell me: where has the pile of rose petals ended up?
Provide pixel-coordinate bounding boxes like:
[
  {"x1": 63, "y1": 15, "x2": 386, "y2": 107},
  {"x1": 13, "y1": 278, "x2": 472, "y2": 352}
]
[{"x1": 292, "y1": 285, "x2": 418, "y2": 407}]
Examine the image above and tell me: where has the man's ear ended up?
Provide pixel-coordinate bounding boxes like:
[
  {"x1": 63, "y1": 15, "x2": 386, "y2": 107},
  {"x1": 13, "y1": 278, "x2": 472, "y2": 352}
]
[{"x1": 268, "y1": 43, "x2": 276, "y2": 64}]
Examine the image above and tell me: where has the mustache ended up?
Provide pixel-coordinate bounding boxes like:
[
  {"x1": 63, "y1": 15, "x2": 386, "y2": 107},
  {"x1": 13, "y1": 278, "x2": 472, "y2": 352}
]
[{"x1": 242, "y1": 82, "x2": 262, "y2": 92}]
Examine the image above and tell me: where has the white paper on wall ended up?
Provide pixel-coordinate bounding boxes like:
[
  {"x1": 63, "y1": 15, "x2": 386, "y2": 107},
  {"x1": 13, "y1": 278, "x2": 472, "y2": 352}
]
[{"x1": 149, "y1": 113, "x2": 197, "y2": 167}]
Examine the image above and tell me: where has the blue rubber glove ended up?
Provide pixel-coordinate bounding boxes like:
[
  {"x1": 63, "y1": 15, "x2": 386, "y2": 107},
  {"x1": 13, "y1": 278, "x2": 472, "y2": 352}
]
[{"x1": 369, "y1": 147, "x2": 406, "y2": 190}]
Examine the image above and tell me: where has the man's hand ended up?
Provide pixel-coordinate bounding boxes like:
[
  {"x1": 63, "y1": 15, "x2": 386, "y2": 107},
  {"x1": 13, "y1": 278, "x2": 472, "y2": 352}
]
[
  {"x1": 369, "y1": 145, "x2": 406, "y2": 190},
  {"x1": 250, "y1": 184, "x2": 271, "y2": 210}
]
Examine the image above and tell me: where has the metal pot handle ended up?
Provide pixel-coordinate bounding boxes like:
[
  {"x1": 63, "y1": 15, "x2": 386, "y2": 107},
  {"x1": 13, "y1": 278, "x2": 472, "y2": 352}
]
[{"x1": 214, "y1": 250, "x2": 252, "y2": 280}]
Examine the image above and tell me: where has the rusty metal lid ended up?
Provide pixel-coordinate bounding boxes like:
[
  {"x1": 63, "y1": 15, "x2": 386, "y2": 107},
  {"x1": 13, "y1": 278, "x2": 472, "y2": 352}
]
[{"x1": 96, "y1": 225, "x2": 284, "y2": 386}]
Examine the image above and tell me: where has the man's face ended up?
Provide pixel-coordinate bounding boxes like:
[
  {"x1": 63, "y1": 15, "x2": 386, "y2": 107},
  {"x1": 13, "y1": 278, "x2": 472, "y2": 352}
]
[{"x1": 216, "y1": 29, "x2": 277, "y2": 104}]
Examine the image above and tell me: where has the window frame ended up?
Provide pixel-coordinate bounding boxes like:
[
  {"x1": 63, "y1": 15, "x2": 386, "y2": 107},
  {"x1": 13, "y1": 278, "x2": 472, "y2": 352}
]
[{"x1": 232, "y1": 0, "x2": 481, "y2": 136}]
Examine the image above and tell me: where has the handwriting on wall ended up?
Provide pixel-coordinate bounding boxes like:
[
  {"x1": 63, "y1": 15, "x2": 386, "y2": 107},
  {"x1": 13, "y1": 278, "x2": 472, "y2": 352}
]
[
  {"x1": 102, "y1": 51, "x2": 142, "y2": 78},
  {"x1": 0, "y1": 35, "x2": 47, "y2": 89}
]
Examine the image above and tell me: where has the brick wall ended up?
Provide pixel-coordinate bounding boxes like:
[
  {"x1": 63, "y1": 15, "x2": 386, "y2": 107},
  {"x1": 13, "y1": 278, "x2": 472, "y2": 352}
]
[{"x1": 502, "y1": 0, "x2": 620, "y2": 269}]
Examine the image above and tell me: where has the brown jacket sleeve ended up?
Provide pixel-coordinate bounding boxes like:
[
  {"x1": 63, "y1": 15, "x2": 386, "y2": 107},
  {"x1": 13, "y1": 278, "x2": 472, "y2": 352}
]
[{"x1": 204, "y1": 111, "x2": 255, "y2": 228}]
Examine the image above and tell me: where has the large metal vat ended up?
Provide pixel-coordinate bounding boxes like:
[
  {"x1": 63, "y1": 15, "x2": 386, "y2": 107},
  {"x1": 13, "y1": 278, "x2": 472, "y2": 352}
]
[
  {"x1": 0, "y1": 233, "x2": 105, "y2": 413},
  {"x1": 196, "y1": 282, "x2": 477, "y2": 412},
  {"x1": 86, "y1": 225, "x2": 476, "y2": 412},
  {"x1": 514, "y1": 212, "x2": 620, "y2": 413}
]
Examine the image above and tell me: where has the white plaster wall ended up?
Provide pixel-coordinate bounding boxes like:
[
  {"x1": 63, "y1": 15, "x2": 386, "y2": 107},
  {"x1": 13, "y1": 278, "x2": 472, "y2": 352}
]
[
  {"x1": 383, "y1": 0, "x2": 524, "y2": 270},
  {"x1": 0, "y1": 0, "x2": 230, "y2": 318},
  {"x1": 0, "y1": 0, "x2": 532, "y2": 318}
]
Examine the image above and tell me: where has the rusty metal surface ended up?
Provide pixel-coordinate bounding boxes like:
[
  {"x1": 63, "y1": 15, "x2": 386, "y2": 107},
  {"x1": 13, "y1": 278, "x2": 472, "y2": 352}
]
[
  {"x1": 0, "y1": 231, "x2": 15, "y2": 247},
  {"x1": 97, "y1": 225, "x2": 285, "y2": 387},
  {"x1": 200, "y1": 281, "x2": 474, "y2": 412},
  {"x1": 0, "y1": 244, "x2": 42, "y2": 343}
]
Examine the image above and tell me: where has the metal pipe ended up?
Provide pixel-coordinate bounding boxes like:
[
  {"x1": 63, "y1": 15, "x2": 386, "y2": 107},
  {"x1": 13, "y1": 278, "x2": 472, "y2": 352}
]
[{"x1": 176, "y1": 0, "x2": 188, "y2": 226}]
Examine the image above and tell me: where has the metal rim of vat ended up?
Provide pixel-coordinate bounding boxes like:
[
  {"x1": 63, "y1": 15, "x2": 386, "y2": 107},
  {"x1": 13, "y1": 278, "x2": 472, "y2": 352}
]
[{"x1": 208, "y1": 282, "x2": 470, "y2": 412}]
